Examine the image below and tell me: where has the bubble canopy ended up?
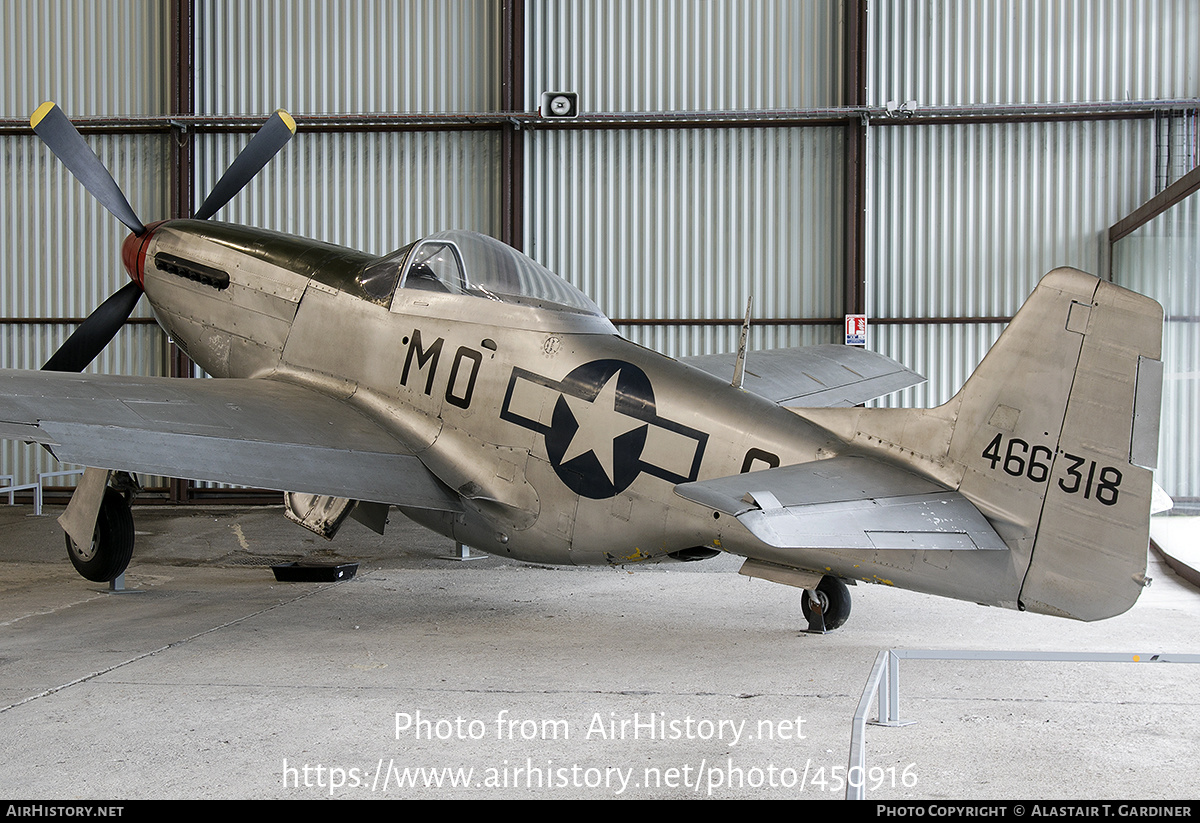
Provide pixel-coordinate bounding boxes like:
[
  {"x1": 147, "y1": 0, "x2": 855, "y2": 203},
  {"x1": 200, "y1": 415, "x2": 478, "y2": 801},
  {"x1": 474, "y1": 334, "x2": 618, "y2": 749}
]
[{"x1": 359, "y1": 230, "x2": 602, "y2": 316}]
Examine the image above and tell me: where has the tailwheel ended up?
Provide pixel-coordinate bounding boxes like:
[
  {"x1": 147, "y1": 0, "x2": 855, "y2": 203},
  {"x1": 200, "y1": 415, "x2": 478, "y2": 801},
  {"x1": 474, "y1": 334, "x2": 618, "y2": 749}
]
[
  {"x1": 65, "y1": 487, "x2": 134, "y2": 582},
  {"x1": 801, "y1": 575, "x2": 852, "y2": 633}
]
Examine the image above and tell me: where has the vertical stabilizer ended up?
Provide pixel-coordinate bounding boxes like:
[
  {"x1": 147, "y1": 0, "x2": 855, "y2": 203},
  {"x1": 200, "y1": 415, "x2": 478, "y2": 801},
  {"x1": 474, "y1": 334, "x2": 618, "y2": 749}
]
[
  {"x1": 798, "y1": 268, "x2": 1164, "y2": 620},
  {"x1": 948, "y1": 270, "x2": 1163, "y2": 618},
  {"x1": 1014, "y1": 274, "x2": 1161, "y2": 618}
]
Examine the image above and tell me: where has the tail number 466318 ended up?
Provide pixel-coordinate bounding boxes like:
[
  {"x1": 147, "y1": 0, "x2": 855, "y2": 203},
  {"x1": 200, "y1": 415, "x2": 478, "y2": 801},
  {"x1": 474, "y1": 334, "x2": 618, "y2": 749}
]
[{"x1": 981, "y1": 433, "x2": 1121, "y2": 506}]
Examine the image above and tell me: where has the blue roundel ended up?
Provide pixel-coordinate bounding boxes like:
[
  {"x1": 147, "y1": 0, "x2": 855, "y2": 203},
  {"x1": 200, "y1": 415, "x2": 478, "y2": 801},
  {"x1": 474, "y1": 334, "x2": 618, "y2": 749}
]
[
  {"x1": 499, "y1": 358, "x2": 709, "y2": 501},
  {"x1": 544, "y1": 360, "x2": 654, "y2": 499}
]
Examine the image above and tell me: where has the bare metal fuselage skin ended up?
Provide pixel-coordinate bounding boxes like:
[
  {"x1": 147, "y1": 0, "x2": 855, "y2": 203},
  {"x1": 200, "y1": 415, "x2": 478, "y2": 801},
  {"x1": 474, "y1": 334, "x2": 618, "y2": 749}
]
[
  {"x1": 138, "y1": 221, "x2": 824, "y2": 552},
  {"x1": 131, "y1": 219, "x2": 1032, "y2": 610}
]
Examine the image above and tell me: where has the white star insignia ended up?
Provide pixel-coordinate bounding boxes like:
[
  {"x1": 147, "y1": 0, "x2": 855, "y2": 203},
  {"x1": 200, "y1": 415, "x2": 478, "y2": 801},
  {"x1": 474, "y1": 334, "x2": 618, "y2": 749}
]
[{"x1": 560, "y1": 371, "x2": 645, "y2": 484}]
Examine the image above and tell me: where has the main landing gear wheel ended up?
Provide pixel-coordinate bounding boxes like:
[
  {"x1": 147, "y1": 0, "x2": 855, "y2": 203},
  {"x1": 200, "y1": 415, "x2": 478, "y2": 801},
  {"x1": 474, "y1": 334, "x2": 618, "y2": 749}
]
[
  {"x1": 65, "y1": 487, "x2": 134, "y2": 583},
  {"x1": 801, "y1": 575, "x2": 852, "y2": 633}
]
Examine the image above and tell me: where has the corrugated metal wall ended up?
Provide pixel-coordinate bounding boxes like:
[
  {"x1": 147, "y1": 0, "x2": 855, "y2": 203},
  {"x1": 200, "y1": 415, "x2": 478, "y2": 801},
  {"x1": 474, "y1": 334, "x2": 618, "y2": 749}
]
[
  {"x1": 191, "y1": 0, "x2": 501, "y2": 247},
  {"x1": 0, "y1": 0, "x2": 169, "y2": 116},
  {"x1": 869, "y1": 118, "x2": 1156, "y2": 406},
  {"x1": 0, "y1": 134, "x2": 170, "y2": 369},
  {"x1": 1114, "y1": 191, "x2": 1199, "y2": 502},
  {"x1": 869, "y1": 0, "x2": 1200, "y2": 106},
  {"x1": 195, "y1": 0, "x2": 499, "y2": 115},
  {"x1": 864, "y1": 0, "x2": 1198, "y2": 409},
  {"x1": 195, "y1": 130, "x2": 501, "y2": 253},
  {"x1": 526, "y1": 0, "x2": 843, "y2": 111},
  {"x1": 1, "y1": 0, "x2": 1197, "y2": 504},
  {"x1": 523, "y1": 0, "x2": 846, "y2": 357},
  {"x1": 0, "y1": 0, "x2": 170, "y2": 485},
  {"x1": 524, "y1": 126, "x2": 843, "y2": 357}
]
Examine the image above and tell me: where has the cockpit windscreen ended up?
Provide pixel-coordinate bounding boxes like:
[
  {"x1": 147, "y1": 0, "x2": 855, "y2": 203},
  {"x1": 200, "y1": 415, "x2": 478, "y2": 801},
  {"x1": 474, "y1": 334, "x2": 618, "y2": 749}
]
[{"x1": 360, "y1": 230, "x2": 602, "y2": 316}]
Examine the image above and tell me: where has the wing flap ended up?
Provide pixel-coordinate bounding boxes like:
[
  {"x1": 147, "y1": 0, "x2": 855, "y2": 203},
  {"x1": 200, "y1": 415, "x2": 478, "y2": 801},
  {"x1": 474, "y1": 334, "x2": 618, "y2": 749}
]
[
  {"x1": 0, "y1": 369, "x2": 459, "y2": 511},
  {"x1": 682, "y1": 344, "x2": 924, "y2": 407},
  {"x1": 675, "y1": 456, "x2": 1006, "y2": 551}
]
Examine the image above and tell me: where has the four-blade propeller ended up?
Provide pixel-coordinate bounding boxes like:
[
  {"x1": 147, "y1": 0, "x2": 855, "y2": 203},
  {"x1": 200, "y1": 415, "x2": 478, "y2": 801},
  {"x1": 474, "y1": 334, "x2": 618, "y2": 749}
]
[{"x1": 29, "y1": 102, "x2": 296, "y2": 372}]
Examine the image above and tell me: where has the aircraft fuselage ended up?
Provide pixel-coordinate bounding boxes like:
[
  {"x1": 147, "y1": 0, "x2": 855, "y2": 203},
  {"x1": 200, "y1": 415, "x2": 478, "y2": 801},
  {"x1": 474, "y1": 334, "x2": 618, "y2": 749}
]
[{"x1": 135, "y1": 220, "x2": 840, "y2": 566}]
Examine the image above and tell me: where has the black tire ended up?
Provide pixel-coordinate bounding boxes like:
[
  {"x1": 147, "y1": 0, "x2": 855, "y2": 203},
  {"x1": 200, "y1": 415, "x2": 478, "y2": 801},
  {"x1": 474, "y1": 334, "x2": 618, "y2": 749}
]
[
  {"x1": 800, "y1": 575, "x2": 852, "y2": 631},
  {"x1": 65, "y1": 487, "x2": 135, "y2": 582}
]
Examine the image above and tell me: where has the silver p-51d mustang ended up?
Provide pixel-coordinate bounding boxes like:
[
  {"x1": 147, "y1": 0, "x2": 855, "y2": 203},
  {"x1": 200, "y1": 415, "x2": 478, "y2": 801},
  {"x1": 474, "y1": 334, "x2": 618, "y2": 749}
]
[{"x1": 0, "y1": 105, "x2": 1166, "y2": 631}]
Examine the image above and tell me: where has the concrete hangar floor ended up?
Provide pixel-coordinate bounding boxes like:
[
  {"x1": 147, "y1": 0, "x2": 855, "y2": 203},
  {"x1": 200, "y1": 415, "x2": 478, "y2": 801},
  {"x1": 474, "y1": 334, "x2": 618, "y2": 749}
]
[{"x1": 1, "y1": 502, "x2": 1197, "y2": 800}]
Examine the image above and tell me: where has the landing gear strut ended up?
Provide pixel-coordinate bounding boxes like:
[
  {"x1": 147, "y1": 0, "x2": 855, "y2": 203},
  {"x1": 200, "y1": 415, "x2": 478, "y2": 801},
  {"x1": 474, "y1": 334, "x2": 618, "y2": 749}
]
[
  {"x1": 65, "y1": 486, "x2": 134, "y2": 583},
  {"x1": 801, "y1": 575, "x2": 852, "y2": 633}
]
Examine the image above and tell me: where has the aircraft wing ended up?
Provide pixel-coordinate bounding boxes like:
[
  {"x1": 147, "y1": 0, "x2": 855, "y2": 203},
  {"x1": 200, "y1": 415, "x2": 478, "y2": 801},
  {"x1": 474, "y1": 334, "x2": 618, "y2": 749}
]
[
  {"x1": 681, "y1": 344, "x2": 924, "y2": 407},
  {"x1": 0, "y1": 369, "x2": 460, "y2": 511},
  {"x1": 674, "y1": 455, "x2": 1006, "y2": 551}
]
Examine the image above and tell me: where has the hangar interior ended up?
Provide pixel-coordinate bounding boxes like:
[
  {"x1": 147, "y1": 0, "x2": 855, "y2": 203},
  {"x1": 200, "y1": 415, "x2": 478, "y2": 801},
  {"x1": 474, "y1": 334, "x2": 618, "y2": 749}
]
[{"x1": 1, "y1": 0, "x2": 1197, "y2": 514}]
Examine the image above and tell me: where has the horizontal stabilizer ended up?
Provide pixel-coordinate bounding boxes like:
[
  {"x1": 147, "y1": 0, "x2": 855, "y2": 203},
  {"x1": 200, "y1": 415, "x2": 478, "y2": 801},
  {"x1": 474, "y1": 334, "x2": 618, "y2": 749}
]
[
  {"x1": 675, "y1": 456, "x2": 1006, "y2": 551},
  {"x1": 682, "y1": 344, "x2": 924, "y2": 407}
]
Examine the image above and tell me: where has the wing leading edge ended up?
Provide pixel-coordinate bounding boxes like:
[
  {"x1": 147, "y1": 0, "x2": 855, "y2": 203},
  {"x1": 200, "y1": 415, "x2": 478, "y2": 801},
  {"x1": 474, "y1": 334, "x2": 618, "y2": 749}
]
[{"x1": 0, "y1": 369, "x2": 460, "y2": 511}]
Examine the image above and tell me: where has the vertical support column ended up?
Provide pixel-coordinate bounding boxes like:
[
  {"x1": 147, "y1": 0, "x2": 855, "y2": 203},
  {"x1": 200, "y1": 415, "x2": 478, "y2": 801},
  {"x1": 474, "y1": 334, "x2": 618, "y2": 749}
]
[
  {"x1": 885, "y1": 649, "x2": 900, "y2": 723},
  {"x1": 500, "y1": 0, "x2": 525, "y2": 251},
  {"x1": 169, "y1": 0, "x2": 194, "y2": 227},
  {"x1": 169, "y1": 0, "x2": 195, "y2": 503},
  {"x1": 842, "y1": 0, "x2": 868, "y2": 317}
]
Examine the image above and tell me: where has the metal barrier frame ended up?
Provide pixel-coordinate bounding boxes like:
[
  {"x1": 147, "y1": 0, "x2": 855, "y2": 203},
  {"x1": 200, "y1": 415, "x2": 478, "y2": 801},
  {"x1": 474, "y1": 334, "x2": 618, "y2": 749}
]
[
  {"x1": 1, "y1": 474, "x2": 42, "y2": 513},
  {"x1": 847, "y1": 649, "x2": 1200, "y2": 800},
  {"x1": 1, "y1": 468, "x2": 85, "y2": 516}
]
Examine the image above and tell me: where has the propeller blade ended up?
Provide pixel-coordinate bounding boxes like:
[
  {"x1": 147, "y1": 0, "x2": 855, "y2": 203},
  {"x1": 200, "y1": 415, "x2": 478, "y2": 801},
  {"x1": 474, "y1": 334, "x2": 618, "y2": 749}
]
[
  {"x1": 42, "y1": 281, "x2": 143, "y2": 373},
  {"x1": 30, "y1": 102, "x2": 146, "y2": 235},
  {"x1": 193, "y1": 109, "x2": 297, "y2": 221}
]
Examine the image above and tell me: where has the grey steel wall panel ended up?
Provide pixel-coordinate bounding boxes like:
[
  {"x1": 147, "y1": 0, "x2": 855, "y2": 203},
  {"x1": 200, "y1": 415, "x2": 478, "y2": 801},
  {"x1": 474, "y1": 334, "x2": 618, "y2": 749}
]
[
  {"x1": 1113, "y1": 192, "x2": 1199, "y2": 502},
  {"x1": 195, "y1": 0, "x2": 500, "y2": 115},
  {"x1": 866, "y1": 322, "x2": 1006, "y2": 410},
  {"x1": 868, "y1": 118, "x2": 1155, "y2": 319},
  {"x1": 1158, "y1": 316, "x2": 1199, "y2": 502},
  {"x1": 0, "y1": 0, "x2": 169, "y2": 117},
  {"x1": 0, "y1": 0, "x2": 167, "y2": 470},
  {"x1": 193, "y1": 130, "x2": 501, "y2": 252},
  {"x1": 523, "y1": 127, "x2": 844, "y2": 358},
  {"x1": 1, "y1": 322, "x2": 167, "y2": 376},
  {"x1": 526, "y1": 0, "x2": 844, "y2": 112},
  {"x1": 1, "y1": 131, "x2": 171, "y2": 485},
  {"x1": 868, "y1": 118, "x2": 1157, "y2": 414},
  {"x1": 869, "y1": 0, "x2": 1200, "y2": 107},
  {"x1": 1, "y1": 134, "x2": 169, "y2": 332}
]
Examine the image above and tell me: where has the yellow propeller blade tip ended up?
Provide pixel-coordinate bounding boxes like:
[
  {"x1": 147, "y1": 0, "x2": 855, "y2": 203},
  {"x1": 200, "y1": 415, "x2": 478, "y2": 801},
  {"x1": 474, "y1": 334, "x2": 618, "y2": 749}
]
[
  {"x1": 276, "y1": 109, "x2": 296, "y2": 134},
  {"x1": 31, "y1": 101, "x2": 58, "y2": 129}
]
